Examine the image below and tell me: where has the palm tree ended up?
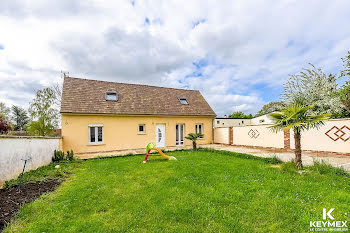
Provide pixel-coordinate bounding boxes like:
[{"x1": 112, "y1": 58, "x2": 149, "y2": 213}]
[
  {"x1": 185, "y1": 133, "x2": 204, "y2": 151},
  {"x1": 269, "y1": 104, "x2": 330, "y2": 169}
]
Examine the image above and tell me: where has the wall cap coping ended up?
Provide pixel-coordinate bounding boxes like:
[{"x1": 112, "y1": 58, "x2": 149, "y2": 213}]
[{"x1": 0, "y1": 135, "x2": 62, "y2": 139}]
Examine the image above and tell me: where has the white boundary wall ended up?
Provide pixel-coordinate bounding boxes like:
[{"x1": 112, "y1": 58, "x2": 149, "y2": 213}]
[
  {"x1": 214, "y1": 119, "x2": 350, "y2": 154},
  {"x1": 0, "y1": 136, "x2": 60, "y2": 187},
  {"x1": 232, "y1": 125, "x2": 284, "y2": 148},
  {"x1": 290, "y1": 119, "x2": 350, "y2": 153},
  {"x1": 214, "y1": 127, "x2": 230, "y2": 144}
]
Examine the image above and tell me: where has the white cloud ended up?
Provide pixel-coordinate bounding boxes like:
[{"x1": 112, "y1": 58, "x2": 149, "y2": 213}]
[{"x1": 0, "y1": 0, "x2": 350, "y2": 116}]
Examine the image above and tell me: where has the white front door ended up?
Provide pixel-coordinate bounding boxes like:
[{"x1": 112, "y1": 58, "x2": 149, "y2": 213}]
[
  {"x1": 176, "y1": 124, "x2": 185, "y2": 146},
  {"x1": 156, "y1": 124, "x2": 166, "y2": 148}
]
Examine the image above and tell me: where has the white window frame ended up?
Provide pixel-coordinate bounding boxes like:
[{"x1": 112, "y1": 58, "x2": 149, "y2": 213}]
[
  {"x1": 138, "y1": 124, "x2": 146, "y2": 134},
  {"x1": 176, "y1": 124, "x2": 185, "y2": 146},
  {"x1": 88, "y1": 124, "x2": 104, "y2": 145},
  {"x1": 178, "y1": 98, "x2": 188, "y2": 105},
  {"x1": 105, "y1": 92, "x2": 118, "y2": 101},
  {"x1": 195, "y1": 123, "x2": 204, "y2": 138}
]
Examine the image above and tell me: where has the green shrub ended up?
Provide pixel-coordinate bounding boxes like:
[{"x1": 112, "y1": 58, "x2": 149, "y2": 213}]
[
  {"x1": 265, "y1": 155, "x2": 282, "y2": 164},
  {"x1": 281, "y1": 161, "x2": 297, "y2": 173},
  {"x1": 52, "y1": 150, "x2": 65, "y2": 162},
  {"x1": 66, "y1": 150, "x2": 74, "y2": 161},
  {"x1": 310, "y1": 160, "x2": 349, "y2": 177}
]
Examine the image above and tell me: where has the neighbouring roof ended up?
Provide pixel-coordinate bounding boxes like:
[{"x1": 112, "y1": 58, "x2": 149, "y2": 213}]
[{"x1": 60, "y1": 77, "x2": 216, "y2": 117}]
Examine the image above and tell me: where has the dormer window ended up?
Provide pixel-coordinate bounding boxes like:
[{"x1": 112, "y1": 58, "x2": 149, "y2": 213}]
[
  {"x1": 179, "y1": 98, "x2": 188, "y2": 105},
  {"x1": 106, "y1": 92, "x2": 118, "y2": 101}
]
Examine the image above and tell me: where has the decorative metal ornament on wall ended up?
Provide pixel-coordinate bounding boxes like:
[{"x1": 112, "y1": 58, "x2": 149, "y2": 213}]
[
  {"x1": 325, "y1": 125, "x2": 350, "y2": 142},
  {"x1": 248, "y1": 129, "x2": 260, "y2": 139}
]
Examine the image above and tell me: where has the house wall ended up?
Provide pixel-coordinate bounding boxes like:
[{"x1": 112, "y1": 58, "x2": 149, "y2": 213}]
[
  {"x1": 0, "y1": 136, "x2": 60, "y2": 187},
  {"x1": 61, "y1": 114, "x2": 214, "y2": 154},
  {"x1": 250, "y1": 114, "x2": 275, "y2": 125},
  {"x1": 214, "y1": 118, "x2": 251, "y2": 127}
]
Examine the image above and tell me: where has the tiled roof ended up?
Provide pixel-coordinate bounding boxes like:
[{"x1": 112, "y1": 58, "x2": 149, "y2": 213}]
[{"x1": 60, "y1": 77, "x2": 216, "y2": 117}]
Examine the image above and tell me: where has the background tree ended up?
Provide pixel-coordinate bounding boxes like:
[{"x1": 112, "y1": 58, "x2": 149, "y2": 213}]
[
  {"x1": 341, "y1": 51, "x2": 350, "y2": 78},
  {"x1": 0, "y1": 114, "x2": 11, "y2": 134},
  {"x1": 282, "y1": 64, "x2": 344, "y2": 117},
  {"x1": 11, "y1": 105, "x2": 29, "y2": 131},
  {"x1": 0, "y1": 102, "x2": 10, "y2": 119},
  {"x1": 27, "y1": 87, "x2": 60, "y2": 136},
  {"x1": 338, "y1": 52, "x2": 350, "y2": 113},
  {"x1": 185, "y1": 133, "x2": 204, "y2": 151},
  {"x1": 269, "y1": 104, "x2": 330, "y2": 169},
  {"x1": 25, "y1": 117, "x2": 56, "y2": 136},
  {"x1": 228, "y1": 112, "x2": 253, "y2": 119},
  {"x1": 338, "y1": 80, "x2": 350, "y2": 113},
  {"x1": 256, "y1": 101, "x2": 285, "y2": 117}
]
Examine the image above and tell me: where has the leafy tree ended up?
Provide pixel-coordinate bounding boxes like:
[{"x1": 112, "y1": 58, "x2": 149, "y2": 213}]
[
  {"x1": 11, "y1": 105, "x2": 29, "y2": 131},
  {"x1": 269, "y1": 104, "x2": 330, "y2": 169},
  {"x1": 338, "y1": 52, "x2": 350, "y2": 113},
  {"x1": 27, "y1": 87, "x2": 60, "y2": 136},
  {"x1": 341, "y1": 51, "x2": 350, "y2": 78},
  {"x1": 282, "y1": 64, "x2": 344, "y2": 117},
  {"x1": 0, "y1": 114, "x2": 11, "y2": 134},
  {"x1": 256, "y1": 101, "x2": 285, "y2": 117},
  {"x1": 0, "y1": 102, "x2": 10, "y2": 119},
  {"x1": 185, "y1": 133, "x2": 204, "y2": 151},
  {"x1": 228, "y1": 112, "x2": 253, "y2": 119},
  {"x1": 25, "y1": 117, "x2": 56, "y2": 136},
  {"x1": 337, "y1": 80, "x2": 350, "y2": 113}
]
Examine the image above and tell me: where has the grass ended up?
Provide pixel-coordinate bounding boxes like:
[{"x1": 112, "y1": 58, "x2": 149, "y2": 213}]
[
  {"x1": 3, "y1": 160, "x2": 82, "y2": 188},
  {"x1": 4, "y1": 149, "x2": 350, "y2": 232}
]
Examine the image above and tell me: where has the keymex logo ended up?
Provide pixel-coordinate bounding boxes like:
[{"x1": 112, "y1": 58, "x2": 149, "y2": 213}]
[{"x1": 309, "y1": 208, "x2": 348, "y2": 232}]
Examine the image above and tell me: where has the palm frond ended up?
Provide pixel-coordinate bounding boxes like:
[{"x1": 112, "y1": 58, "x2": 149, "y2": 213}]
[{"x1": 269, "y1": 104, "x2": 330, "y2": 132}]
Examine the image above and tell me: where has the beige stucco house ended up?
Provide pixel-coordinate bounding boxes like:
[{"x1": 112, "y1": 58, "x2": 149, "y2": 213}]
[{"x1": 60, "y1": 77, "x2": 216, "y2": 154}]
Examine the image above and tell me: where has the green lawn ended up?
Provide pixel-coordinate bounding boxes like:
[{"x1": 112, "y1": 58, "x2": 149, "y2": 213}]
[{"x1": 4, "y1": 149, "x2": 350, "y2": 232}]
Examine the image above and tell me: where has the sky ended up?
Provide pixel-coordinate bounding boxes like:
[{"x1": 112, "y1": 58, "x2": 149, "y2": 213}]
[{"x1": 0, "y1": 0, "x2": 350, "y2": 117}]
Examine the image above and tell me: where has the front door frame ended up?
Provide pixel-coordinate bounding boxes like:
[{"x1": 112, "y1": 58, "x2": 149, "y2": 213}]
[
  {"x1": 155, "y1": 124, "x2": 166, "y2": 148},
  {"x1": 176, "y1": 123, "x2": 185, "y2": 146}
]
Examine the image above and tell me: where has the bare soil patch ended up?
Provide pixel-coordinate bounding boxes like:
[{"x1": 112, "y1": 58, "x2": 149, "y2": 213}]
[{"x1": 0, "y1": 179, "x2": 62, "y2": 232}]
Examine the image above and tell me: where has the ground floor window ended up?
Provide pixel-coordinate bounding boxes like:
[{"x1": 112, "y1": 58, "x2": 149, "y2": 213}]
[
  {"x1": 89, "y1": 124, "x2": 103, "y2": 144},
  {"x1": 176, "y1": 124, "x2": 184, "y2": 146},
  {"x1": 138, "y1": 124, "x2": 146, "y2": 134},
  {"x1": 195, "y1": 124, "x2": 203, "y2": 138}
]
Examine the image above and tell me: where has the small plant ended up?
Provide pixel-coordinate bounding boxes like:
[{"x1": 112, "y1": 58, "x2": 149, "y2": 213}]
[
  {"x1": 281, "y1": 161, "x2": 298, "y2": 173},
  {"x1": 310, "y1": 160, "x2": 349, "y2": 177},
  {"x1": 265, "y1": 155, "x2": 282, "y2": 164},
  {"x1": 66, "y1": 150, "x2": 74, "y2": 161},
  {"x1": 185, "y1": 133, "x2": 203, "y2": 151},
  {"x1": 52, "y1": 150, "x2": 65, "y2": 162}
]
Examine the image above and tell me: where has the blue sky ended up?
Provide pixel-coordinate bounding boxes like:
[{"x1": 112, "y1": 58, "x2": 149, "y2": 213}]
[{"x1": 0, "y1": 0, "x2": 350, "y2": 116}]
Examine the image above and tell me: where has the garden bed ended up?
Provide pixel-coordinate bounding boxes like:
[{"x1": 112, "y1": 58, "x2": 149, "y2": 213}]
[{"x1": 0, "y1": 179, "x2": 62, "y2": 231}]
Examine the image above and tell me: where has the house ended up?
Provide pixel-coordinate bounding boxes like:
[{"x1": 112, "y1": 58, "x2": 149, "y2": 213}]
[
  {"x1": 250, "y1": 113, "x2": 276, "y2": 125},
  {"x1": 60, "y1": 77, "x2": 216, "y2": 154},
  {"x1": 214, "y1": 118, "x2": 250, "y2": 127},
  {"x1": 214, "y1": 113, "x2": 276, "y2": 128}
]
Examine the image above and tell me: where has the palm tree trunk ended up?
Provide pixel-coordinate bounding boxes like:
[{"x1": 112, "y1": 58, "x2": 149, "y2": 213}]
[
  {"x1": 193, "y1": 141, "x2": 197, "y2": 151},
  {"x1": 294, "y1": 128, "x2": 303, "y2": 169}
]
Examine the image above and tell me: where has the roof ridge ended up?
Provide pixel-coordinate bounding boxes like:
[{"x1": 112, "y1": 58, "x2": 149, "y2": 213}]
[{"x1": 65, "y1": 76, "x2": 199, "y2": 92}]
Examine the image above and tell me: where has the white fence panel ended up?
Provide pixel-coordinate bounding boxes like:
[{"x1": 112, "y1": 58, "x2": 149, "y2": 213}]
[
  {"x1": 290, "y1": 119, "x2": 350, "y2": 153},
  {"x1": 232, "y1": 125, "x2": 284, "y2": 148},
  {"x1": 214, "y1": 127, "x2": 230, "y2": 144}
]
